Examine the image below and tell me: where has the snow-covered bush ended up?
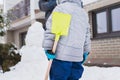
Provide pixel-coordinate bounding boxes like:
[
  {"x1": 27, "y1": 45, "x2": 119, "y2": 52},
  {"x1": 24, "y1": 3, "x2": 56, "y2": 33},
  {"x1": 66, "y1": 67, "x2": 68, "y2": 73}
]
[{"x1": 0, "y1": 43, "x2": 21, "y2": 72}]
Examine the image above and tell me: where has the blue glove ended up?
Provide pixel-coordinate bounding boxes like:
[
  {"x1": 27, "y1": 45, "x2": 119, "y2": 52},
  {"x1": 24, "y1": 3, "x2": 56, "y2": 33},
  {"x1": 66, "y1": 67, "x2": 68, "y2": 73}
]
[
  {"x1": 45, "y1": 50, "x2": 55, "y2": 60},
  {"x1": 81, "y1": 52, "x2": 89, "y2": 64}
]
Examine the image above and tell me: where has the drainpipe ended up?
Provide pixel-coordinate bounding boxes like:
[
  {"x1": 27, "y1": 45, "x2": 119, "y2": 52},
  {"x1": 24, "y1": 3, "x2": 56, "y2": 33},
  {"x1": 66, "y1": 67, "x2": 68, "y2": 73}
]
[{"x1": 30, "y1": 0, "x2": 36, "y2": 24}]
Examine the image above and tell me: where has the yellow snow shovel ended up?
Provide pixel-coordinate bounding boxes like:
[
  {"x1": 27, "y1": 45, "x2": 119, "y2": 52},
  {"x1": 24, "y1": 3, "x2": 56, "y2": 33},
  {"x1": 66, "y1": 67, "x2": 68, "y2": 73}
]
[{"x1": 45, "y1": 12, "x2": 71, "y2": 80}]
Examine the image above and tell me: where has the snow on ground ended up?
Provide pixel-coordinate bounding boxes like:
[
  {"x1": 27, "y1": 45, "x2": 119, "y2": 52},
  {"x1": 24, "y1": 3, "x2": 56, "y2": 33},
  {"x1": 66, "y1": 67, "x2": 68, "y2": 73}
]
[
  {"x1": 81, "y1": 66, "x2": 120, "y2": 80},
  {"x1": 0, "y1": 21, "x2": 120, "y2": 80}
]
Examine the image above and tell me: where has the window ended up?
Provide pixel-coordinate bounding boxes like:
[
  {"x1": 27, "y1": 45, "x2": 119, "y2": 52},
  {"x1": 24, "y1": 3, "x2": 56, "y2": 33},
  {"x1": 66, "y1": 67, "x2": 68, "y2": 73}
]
[
  {"x1": 111, "y1": 7, "x2": 120, "y2": 32},
  {"x1": 20, "y1": 32, "x2": 27, "y2": 47},
  {"x1": 96, "y1": 11, "x2": 107, "y2": 33},
  {"x1": 91, "y1": 3, "x2": 120, "y2": 38}
]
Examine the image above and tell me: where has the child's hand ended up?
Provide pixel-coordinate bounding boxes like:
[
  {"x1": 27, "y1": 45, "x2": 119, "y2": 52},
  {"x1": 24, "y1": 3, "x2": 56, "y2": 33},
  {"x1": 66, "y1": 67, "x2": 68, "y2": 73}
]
[
  {"x1": 45, "y1": 50, "x2": 55, "y2": 60},
  {"x1": 81, "y1": 52, "x2": 89, "y2": 64}
]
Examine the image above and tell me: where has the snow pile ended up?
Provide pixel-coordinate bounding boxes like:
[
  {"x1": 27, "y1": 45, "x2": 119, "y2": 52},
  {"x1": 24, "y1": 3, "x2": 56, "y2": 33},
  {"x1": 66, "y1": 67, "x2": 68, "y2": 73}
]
[{"x1": 0, "y1": 22, "x2": 48, "y2": 80}]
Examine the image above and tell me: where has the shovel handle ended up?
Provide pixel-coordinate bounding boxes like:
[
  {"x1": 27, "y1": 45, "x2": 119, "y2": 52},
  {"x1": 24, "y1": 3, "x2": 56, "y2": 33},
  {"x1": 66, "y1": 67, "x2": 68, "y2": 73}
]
[
  {"x1": 44, "y1": 40, "x2": 58, "y2": 80},
  {"x1": 52, "y1": 40, "x2": 58, "y2": 53},
  {"x1": 45, "y1": 60, "x2": 52, "y2": 80}
]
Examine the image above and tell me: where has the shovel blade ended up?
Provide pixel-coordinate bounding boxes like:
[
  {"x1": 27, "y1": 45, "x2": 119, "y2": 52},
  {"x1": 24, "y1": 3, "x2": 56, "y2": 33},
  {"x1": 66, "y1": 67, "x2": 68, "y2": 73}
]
[{"x1": 52, "y1": 12, "x2": 71, "y2": 39}]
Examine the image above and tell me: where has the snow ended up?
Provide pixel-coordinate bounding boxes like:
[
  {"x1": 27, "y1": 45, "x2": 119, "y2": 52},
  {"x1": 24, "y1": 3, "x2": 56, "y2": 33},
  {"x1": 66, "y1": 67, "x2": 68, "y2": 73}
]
[
  {"x1": 81, "y1": 66, "x2": 120, "y2": 80},
  {"x1": 0, "y1": 21, "x2": 120, "y2": 80}
]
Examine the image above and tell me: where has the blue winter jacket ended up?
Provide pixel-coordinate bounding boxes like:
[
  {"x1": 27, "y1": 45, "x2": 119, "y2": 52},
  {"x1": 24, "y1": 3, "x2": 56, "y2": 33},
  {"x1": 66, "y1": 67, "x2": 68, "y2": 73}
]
[{"x1": 42, "y1": 0, "x2": 91, "y2": 62}]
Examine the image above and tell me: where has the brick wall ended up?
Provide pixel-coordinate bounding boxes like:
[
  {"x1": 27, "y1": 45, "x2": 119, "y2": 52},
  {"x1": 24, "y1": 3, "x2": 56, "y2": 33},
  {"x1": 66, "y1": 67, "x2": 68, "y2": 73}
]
[{"x1": 87, "y1": 37, "x2": 120, "y2": 66}]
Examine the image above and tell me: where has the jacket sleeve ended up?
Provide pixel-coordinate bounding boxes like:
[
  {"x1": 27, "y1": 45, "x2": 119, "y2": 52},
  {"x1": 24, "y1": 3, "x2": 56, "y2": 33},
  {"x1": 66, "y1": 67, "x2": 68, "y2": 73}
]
[
  {"x1": 38, "y1": 0, "x2": 56, "y2": 11},
  {"x1": 84, "y1": 25, "x2": 91, "y2": 53},
  {"x1": 42, "y1": 14, "x2": 55, "y2": 50}
]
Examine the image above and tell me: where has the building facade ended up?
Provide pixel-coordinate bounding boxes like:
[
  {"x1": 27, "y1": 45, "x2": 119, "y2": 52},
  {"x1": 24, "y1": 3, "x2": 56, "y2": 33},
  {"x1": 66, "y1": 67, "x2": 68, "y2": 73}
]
[
  {"x1": 84, "y1": 0, "x2": 120, "y2": 66},
  {"x1": 5, "y1": 0, "x2": 45, "y2": 48}
]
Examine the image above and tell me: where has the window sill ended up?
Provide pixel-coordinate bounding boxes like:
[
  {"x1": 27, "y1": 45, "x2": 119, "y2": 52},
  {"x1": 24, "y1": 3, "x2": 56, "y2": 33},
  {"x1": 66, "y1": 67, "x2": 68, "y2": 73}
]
[{"x1": 92, "y1": 31, "x2": 120, "y2": 40}]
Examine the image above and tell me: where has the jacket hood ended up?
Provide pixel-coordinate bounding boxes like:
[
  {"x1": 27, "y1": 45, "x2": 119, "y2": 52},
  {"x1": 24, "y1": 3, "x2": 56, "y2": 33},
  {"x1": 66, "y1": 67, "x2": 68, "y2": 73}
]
[{"x1": 56, "y1": 0, "x2": 82, "y2": 7}]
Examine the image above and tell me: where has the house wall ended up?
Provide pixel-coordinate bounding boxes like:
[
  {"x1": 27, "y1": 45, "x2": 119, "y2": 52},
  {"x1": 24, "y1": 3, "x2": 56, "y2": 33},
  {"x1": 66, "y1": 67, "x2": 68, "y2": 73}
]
[
  {"x1": 84, "y1": 0, "x2": 120, "y2": 66},
  {"x1": 13, "y1": 26, "x2": 29, "y2": 48},
  {"x1": 89, "y1": 38, "x2": 120, "y2": 66},
  {"x1": 7, "y1": 31, "x2": 14, "y2": 43},
  {"x1": 6, "y1": 26, "x2": 29, "y2": 48}
]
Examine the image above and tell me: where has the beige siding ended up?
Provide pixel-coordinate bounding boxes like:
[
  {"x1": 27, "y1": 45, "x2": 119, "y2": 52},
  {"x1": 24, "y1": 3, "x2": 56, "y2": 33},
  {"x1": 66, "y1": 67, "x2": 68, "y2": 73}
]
[
  {"x1": 7, "y1": 31, "x2": 14, "y2": 43},
  {"x1": 8, "y1": 26, "x2": 29, "y2": 48},
  {"x1": 84, "y1": 0, "x2": 120, "y2": 12}
]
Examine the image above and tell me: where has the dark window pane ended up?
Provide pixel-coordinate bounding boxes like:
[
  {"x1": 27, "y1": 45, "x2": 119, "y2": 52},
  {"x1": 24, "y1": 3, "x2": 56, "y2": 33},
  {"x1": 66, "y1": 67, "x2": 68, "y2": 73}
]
[
  {"x1": 111, "y1": 7, "x2": 120, "y2": 32},
  {"x1": 96, "y1": 11, "x2": 107, "y2": 33},
  {"x1": 20, "y1": 32, "x2": 27, "y2": 47}
]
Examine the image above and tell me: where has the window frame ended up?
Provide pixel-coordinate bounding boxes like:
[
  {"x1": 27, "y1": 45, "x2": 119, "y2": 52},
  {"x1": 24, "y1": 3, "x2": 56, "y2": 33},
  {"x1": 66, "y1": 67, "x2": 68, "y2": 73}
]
[{"x1": 91, "y1": 3, "x2": 120, "y2": 39}]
